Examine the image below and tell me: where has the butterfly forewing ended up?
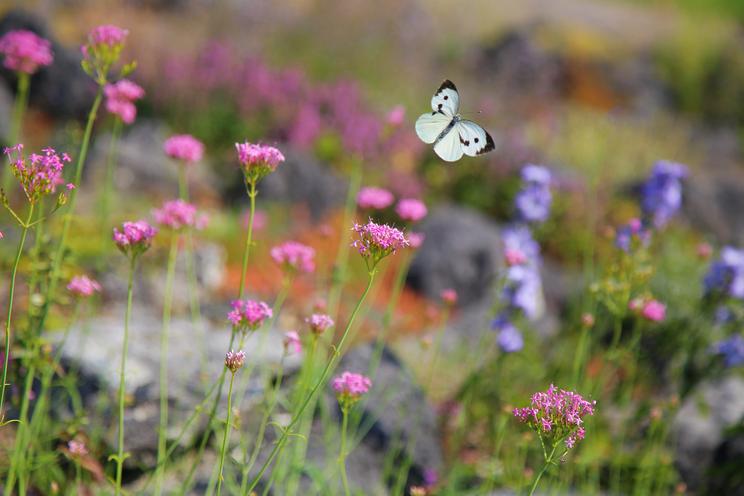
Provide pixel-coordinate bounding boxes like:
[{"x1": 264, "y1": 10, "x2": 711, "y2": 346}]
[
  {"x1": 415, "y1": 112, "x2": 452, "y2": 144},
  {"x1": 430, "y1": 80, "x2": 459, "y2": 117},
  {"x1": 433, "y1": 128, "x2": 464, "y2": 162},
  {"x1": 457, "y1": 120, "x2": 496, "y2": 157}
]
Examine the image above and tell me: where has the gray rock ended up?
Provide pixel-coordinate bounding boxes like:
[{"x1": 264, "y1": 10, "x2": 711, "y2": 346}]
[
  {"x1": 672, "y1": 375, "x2": 744, "y2": 491},
  {"x1": 408, "y1": 205, "x2": 503, "y2": 308}
]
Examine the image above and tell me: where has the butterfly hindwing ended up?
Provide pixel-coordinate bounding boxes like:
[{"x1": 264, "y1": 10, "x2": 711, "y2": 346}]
[
  {"x1": 456, "y1": 120, "x2": 496, "y2": 157},
  {"x1": 430, "y1": 80, "x2": 459, "y2": 117},
  {"x1": 415, "y1": 112, "x2": 451, "y2": 144},
  {"x1": 433, "y1": 127, "x2": 464, "y2": 162}
]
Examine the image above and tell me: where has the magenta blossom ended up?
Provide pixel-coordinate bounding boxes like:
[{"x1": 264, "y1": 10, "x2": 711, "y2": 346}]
[
  {"x1": 153, "y1": 199, "x2": 205, "y2": 231},
  {"x1": 514, "y1": 384, "x2": 596, "y2": 450},
  {"x1": 112, "y1": 220, "x2": 157, "y2": 258},
  {"x1": 271, "y1": 241, "x2": 315, "y2": 274},
  {"x1": 395, "y1": 198, "x2": 427, "y2": 223},
  {"x1": 505, "y1": 248, "x2": 528, "y2": 267},
  {"x1": 283, "y1": 331, "x2": 302, "y2": 355},
  {"x1": 408, "y1": 232, "x2": 425, "y2": 249},
  {"x1": 67, "y1": 275, "x2": 102, "y2": 298},
  {"x1": 357, "y1": 187, "x2": 394, "y2": 210},
  {"x1": 387, "y1": 105, "x2": 405, "y2": 127},
  {"x1": 224, "y1": 349, "x2": 246, "y2": 373},
  {"x1": 440, "y1": 289, "x2": 457, "y2": 306},
  {"x1": 351, "y1": 220, "x2": 409, "y2": 265},
  {"x1": 228, "y1": 299, "x2": 272, "y2": 332},
  {"x1": 4, "y1": 144, "x2": 72, "y2": 204},
  {"x1": 81, "y1": 24, "x2": 129, "y2": 82},
  {"x1": 235, "y1": 142, "x2": 284, "y2": 181},
  {"x1": 88, "y1": 25, "x2": 129, "y2": 47},
  {"x1": 67, "y1": 440, "x2": 88, "y2": 457},
  {"x1": 306, "y1": 313, "x2": 334, "y2": 335},
  {"x1": 164, "y1": 134, "x2": 204, "y2": 164},
  {"x1": 641, "y1": 299, "x2": 666, "y2": 322},
  {"x1": 332, "y1": 371, "x2": 372, "y2": 406},
  {"x1": 0, "y1": 30, "x2": 53, "y2": 74},
  {"x1": 104, "y1": 79, "x2": 144, "y2": 124}
]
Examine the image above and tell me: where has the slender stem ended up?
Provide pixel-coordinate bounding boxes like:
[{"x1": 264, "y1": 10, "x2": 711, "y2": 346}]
[
  {"x1": 247, "y1": 268, "x2": 378, "y2": 493},
  {"x1": 425, "y1": 307, "x2": 450, "y2": 396},
  {"x1": 338, "y1": 406, "x2": 351, "y2": 496},
  {"x1": 0, "y1": 203, "x2": 35, "y2": 422},
  {"x1": 239, "y1": 178, "x2": 257, "y2": 299},
  {"x1": 528, "y1": 443, "x2": 558, "y2": 496},
  {"x1": 115, "y1": 256, "x2": 137, "y2": 495},
  {"x1": 5, "y1": 345, "x2": 38, "y2": 492},
  {"x1": 216, "y1": 372, "x2": 237, "y2": 496},
  {"x1": 34, "y1": 86, "x2": 104, "y2": 340},
  {"x1": 2, "y1": 72, "x2": 30, "y2": 190},
  {"x1": 99, "y1": 118, "x2": 123, "y2": 258},
  {"x1": 155, "y1": 234, "x2": 179, "y2": 495}
]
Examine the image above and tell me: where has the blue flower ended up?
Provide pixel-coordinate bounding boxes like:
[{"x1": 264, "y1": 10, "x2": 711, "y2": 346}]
[
  {"x1": 704, "y1": 247, "x2": 744, "y2": 299},
  {"x1": 714, "y1": 335, "x2": 744, "y2": 367},
  {"x1": 515, "y1": 164, "x2": 552, "y2": 223},
  {"x1": 502, "y1": 224, "x2": 540, "y2": 261},
  {"x1": 492, "y1": 315, "x2": 524, "y2": 353},
  {"x1": 615, "y1": 218, "x2": 650, "y2": 252},
  {"x1": 502, "y1": 264, "x2": 544, "y2": 319},
  {"x1": 641, "y1": 160, "x2": 687, "y2": 228}
]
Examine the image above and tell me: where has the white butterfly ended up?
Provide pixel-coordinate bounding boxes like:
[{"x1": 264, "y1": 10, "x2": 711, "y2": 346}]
[{"x1": 415, "y1": 80, "x2": 495, "y2": 162}]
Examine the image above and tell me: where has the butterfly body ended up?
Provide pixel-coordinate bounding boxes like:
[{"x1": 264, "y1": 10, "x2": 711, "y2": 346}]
[{"x1": 415, "y1": 80, "x2": 495, "y2": 162}]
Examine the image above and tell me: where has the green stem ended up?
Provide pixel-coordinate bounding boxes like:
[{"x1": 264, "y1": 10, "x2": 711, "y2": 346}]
[
  {"x1": 99, "y1": 117, "x2": 123, "y2": 258},
  {"x1": 114, "y1": 256, "x2": 137, "y2": 495},
  {"x1": 0, "y1": 203, "x2": 35, "y2": 422},
  {"x1": 425, "y1": 307, "x2": 450, "y2": 395},
  {"x1": 239, "y1": 178, "x2": 257, "y2": 299},
  {"x1": 216, "y1": 372, "x2": 237, "y2": 496},
  {"x1": 155, "y1": 234, "x2": 179, "y2": 495},
  {"x1": 338, "y1": 406, "x2": 351, "y2": 496},
  {"x1": 528, "y1": 443, "x2": 558, "y2": 496},
  {"x1": 34, "y1": 86, "x2": 104, "y2": 342},
  {"x1": 5, "y1": 345, "x2": 38, "y2": 492},
  {"x1": 2, "y1": 72, "x2": 30, "y2": 190},
  {"x1": 247, "y1": 268, "x2": 378, "y2": 493}
]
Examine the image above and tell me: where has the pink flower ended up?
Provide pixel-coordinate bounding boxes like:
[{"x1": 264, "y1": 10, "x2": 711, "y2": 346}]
[
  {"x1": 235, "y1": 142, "x2": 284, "y2": 181},
  {"x1": 67, "y1": 440, "x2": 88, "y2": 456},
  {"x1": 0, "y1": 231, "x2": 3, "y2": 240},
  {"x1": 395, "y1": 199, "x2": 427, "y2": 223},
  {"x1": 164, "y1": 134, "x2": 204, "y2": 164},
  {"x1": 283, "y1": 331, "x2": 302, "y2": 355},
  {"x1": 0, "y1": 30, "x2": 53, "y2": 74},
  {"x1": 386, "y1": 105, "x2": 405, "y2": 127},
  {"x1": 628, "y1": 298, "x2": 644, "y2": 312},
  {"x1": 581, "y1": 313, "x2": 595, "y2": 328},
  {"x1": 514, "y1": 384, "x2": 596, "y2": 450},
  {"x1": 641, "y1": 299, "x2": 666, "y2": 322},
  {"x1": 67, "y1": 275, "x2": 102, "y2": 298},
  {"x1": 357, "y1": 187, "x2": 394, "y2": 210},
  {"x1": 504, "y1": 248, "x2": 527, "y2": 266},
  {"x1": 4, "y1": 144, "x2": 72, "y2": 204},
  {"x1": 104, "y1": 79, "x2": 144, "y2": 124},
  {"x1": 306, "y1": 313, "x2": 334, "y2": 335},
  {"x1": 408, "y1": 232, "x2": 425, "y2": 249},
  {"x1": 351, "y1": 220, "x2": 409, "y2": 263},
  {"x1": 225, "y1": 349, "x2": 246, "y2": 373},
  {"x1": 228, "y1": 299, "x2": 272, "y2": 332},
  {"x1": 88, "y1": 25, "x2": 129, "y2": 47},
  {"x1": 332, "y1": 371, "x2": 372, "y2": 405},
  {"x1": 112, "y1": 220, "x2": 157, "y2": 257},
  {"x1": 153, "y1": 199, "x2": 202, "y2": 230},
  {"x1": 697, "y1": 242, "x2": 713, "y2": 260},
  {"x1": 440, "y1": 289, "x2": 457, "y2": 306},
  {"x1": 271, "y1": 241, "x2": 316, "y2": 274}
]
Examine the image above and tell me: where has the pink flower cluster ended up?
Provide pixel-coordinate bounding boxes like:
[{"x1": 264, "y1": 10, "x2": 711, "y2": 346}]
[
  {"x1": 235, "y1": 142, "x2": 285, "y2": 180},
  {"x1": 4, "y1": 144, "x2": 72, "y2": 204},
  {"x1": 408, "y1": 232, "x2": 425, "y2": 249},
  {"x1": 513, "y1": 384, "x2": 596, "y2": 449},
  {"x1": 306, "y1": 313, "x2": 334, "y2": 335},
  {"x1": 81, "y1": 24, "x2": 129, "y2": 82},
  {"x1": 629, "y1": 298, "x2": 666, "y2": 322},
  {"x1": 332, "y1": 371, "x2": 372, "y2": 405},
  {"x1": 104, "y1": 79, "x2": 144, "y2": 124},
  {"x1": 0, "y1": 30, "x2": 53, "y2": 74},
  {"x1": 351, "y1": 220, "x2": 409, "y2": 262},
  {"x1": 271, "y1": 241, "x2": 316, "y2": 274},
  {"x1": 396, "y1": 199, "x2": 427, "y2": 223},
  {"x1": 283, "y1": 331, "x2": 302, "y2": 355},
  {"x1": 164, "y1": 134, "x2": 204, "y2": 164},
  {"x1": 67, "y1": 275, "x2": 102, "y2": 298},
  {"x1": 112, "y1": 220, "x2": 157, "y2": 257},
  {"x1": 88, "y1": 25, "x2": 129, "y2": 47},
  {"x1": 357, "y1": 187, "x2": 394, "y2": 210},
  {"x1": 440, "y1": 289, "x2": 458, "y2": 306},
  {"x1": 227, "y1": 299, "x2": 273, "y2": 331},
  {"x1": 153, "y1": 199, "x2": 206, "y2": 231},
  {"x1": 225, "y1": 349, "x2": 246, "y2": 373}
]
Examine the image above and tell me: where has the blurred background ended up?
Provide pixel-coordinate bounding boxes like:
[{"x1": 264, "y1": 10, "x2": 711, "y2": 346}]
[{"x1": 2, "y1": 0, "x2": 744, "y2": 494}]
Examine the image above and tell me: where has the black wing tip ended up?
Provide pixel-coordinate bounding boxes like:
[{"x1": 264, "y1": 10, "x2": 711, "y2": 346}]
[
  {"x1": 478, "y1": 131, "x2": 496, "y2": 155},
  {"x1": 437, "y1": 80, "x2": 457, "y2": 93}
]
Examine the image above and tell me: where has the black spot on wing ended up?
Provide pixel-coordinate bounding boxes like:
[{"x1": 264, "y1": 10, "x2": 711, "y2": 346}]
[
  {"x1": 477, "y1": 131, "x2": 496, "y2": 155},
  {"x1": 436, "y1": 79, "x2": 457, "y2": 95}
]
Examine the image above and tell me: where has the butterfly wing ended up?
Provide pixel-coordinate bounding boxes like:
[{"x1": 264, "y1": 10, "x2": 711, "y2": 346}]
[
  {"x1": 433, "y1": 127, "x2": 464, "y2": 162},
  {"x1": 431, "y1": 80, "x2": 459, "y2": 117},
  {"x1": 415, "y1": 112, "x2": 452, "y2": 144},
  {"x1": 456, "y1": 120, "x2": 496, "y2": 157}
]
